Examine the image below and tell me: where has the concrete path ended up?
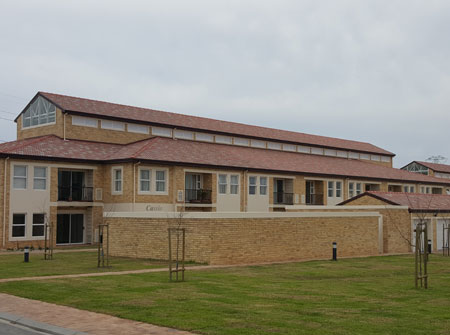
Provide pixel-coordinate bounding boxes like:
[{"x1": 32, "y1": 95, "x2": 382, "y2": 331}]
[
  {"x1": 0, "y1": 293, "x2": 196, "y2": 335},
  {"x1": 0, "y1": 248, "x2": 97, "y2": 256}
]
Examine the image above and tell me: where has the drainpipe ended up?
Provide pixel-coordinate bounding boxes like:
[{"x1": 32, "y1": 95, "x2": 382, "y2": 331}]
[
  {"x1": 133, "y1": 161, "x2": 140, "y2": 211},
  {"x1": 63, "y1": 112, "x2": 67, "y2": 141},
  {"x1": 244, "y1": 169, "x2": 248, "y2": 212},
  {"x1": 2, "y1": 157, "x2": 9, "y2": 248}
]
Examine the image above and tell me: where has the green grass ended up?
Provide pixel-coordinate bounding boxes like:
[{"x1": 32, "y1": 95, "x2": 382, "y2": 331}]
[
  {"x1": 0, "y1": 251, "x2": 169, "y2": 278},
  {"x1": 1, "y1": 255, "x2": 450, "y2": 334}
]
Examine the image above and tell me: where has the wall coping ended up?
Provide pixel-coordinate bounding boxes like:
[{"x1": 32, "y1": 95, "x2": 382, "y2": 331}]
[{"x1": 104, "y1": 211, "x2": 383, "y2": 219}]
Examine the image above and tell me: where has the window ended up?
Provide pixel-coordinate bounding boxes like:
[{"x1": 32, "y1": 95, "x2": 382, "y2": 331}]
[
  {"x1": 349, "y1": 182, "x2": 355, "y2": 198},
  {"x1": 260, "y1": 177, "x2": 267, "y2": 195},
  {"x1": 156, "y1": 170, "x2": 166, "y2": 192},
  {"x1": 230, "y1": 175, "x2": 239, "y2": 194},
  {"x1": 152, "y1": 127, "x2": 172, "y2": 137},
  {"x1": 33, "y1": 167, "x2": 47, "y2": 190},
  {"x1": 72, "y1": 116, "x2": 98, "y2": 128},
  {"x1": 139, "y1": 169, "x2": 151, "y2": 192},
  {"x1": 218, "y1": 174, "x2": 227, "y2": 194},
  {"x1": 195, "y1": 133, "x2": 214, "y2": 142},
  {"x1": 12, "y1": 214, "x2": 26, "y2": 237},
  {"x1": 328, "y1": 181, "x2": 334, "y2": 197},
  {"x1": 403, "y1": 186, "x2": 408, "y2": 193},
  {"x1": 101, "y1": 120, "x2": 125, "y2": 131},
  {"x1": 112, "y1": 167, "x2": 122, "y2": 193},
  {"x1": 249, "y1": 176, "x2": 257, "y2": 195},
  {"x1": 215, "y1": 135, "x2": 232, "y2": 144},
  {"x1": 174, "y1": 129, "x2": 194, "y2": 140},
  {"x1": 336, "y1": 181, "x2": 342, "y2": 197},
  {"x1": 22, "y1": 96, "x2": 56, "y2": 128},
  {"x1": 13, "y1": 165, "x2": 27, "y2": 189},
  {"x1": 356, "y1": 183, "x2": 362, "y2": 195},
  {"x1": 32, "y1": 214, "x2": 45, "y2": 237},
  {"x1": 410, "y1": 186, "x2": 415, "y2": 193},
  {"x1": 128, "y1": 123, "x2": 149, "y2": 134}
]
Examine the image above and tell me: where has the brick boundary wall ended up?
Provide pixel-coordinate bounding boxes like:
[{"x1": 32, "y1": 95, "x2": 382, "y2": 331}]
[{"x1": 104, "y1": 212, "x2": 382, "y2": 265}]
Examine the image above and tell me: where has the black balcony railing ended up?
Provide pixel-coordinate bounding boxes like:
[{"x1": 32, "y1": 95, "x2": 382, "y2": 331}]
[
  {"x1": 58, "y1": 186, "x2": 93, "y2": 202},
  {"x1": 306, "y1": 193, "x2": 324, "y2": 205},
  {"x1": 185, "y1": 189, "x2": 212, "y2": 203},
  {"x1": 273, "y1": 192, "x2": 294, "y2": 205}
]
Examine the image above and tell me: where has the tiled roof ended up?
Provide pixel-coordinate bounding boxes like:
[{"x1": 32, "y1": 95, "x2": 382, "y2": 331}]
[
  {"x1": 341, "y1": 191, "x2": 450, "y2": 211},
  {"x1": 32, "y1": 92, "x2": 394, "y2": 156},
  {"x1": 0, "y1": 135, "x2": 446, "y2": 185},
  {"x1": 413, "y1": 161, "x2": 450, "y2": 174}
]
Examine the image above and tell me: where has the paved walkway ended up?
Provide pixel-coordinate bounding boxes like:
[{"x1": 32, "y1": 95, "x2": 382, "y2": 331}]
[
  {"x1": 0, "y1": 293, "x2": 196, "y2": 335},
  {"x1": 0, "y1": 248, "x2": 96, "y2": 256}
]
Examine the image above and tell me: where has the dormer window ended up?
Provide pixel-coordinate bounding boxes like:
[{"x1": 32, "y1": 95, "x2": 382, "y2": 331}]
[{"x1": 22, "y1": 96, "x2": 56, "y2": 128}]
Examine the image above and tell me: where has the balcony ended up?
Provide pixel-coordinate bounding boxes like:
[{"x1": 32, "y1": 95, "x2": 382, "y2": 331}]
[
  {"x1": 185, "y1": 189, "x2": 212, "y2": 204},
  {"x1": 306, "y1": 194, "x2": 324, "y2": 205},
  {"x1": 58, "y1": 186, "x2": 93, "y2": 202},
  {"x1": 273, "y1": 192, "x2": 294, "y2": 205}
]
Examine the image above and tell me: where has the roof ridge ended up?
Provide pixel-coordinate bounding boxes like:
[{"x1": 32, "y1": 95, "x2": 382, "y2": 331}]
[{"x1": 128, "y1": 137, "x2": 160, "y2": 159}]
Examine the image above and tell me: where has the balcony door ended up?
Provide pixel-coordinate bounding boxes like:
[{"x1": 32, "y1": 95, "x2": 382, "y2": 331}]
[
  {"x1": 275, "y1": 179, "x2": 284, "y2": 204},
  {"x1": 185, "y1": 174, "x2": 202, "y2": 202},
  {"x1": 58, "y1": 171, "x2": 84, "y2": 201},
  {"x1": 56, "y1": 214, "x2": 84, "y2": 244}
]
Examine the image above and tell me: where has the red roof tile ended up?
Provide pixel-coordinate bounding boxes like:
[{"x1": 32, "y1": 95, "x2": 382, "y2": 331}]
[
  {"x1": 33, "y1": 92, "x2": 394, "y2": 156},
  {"x1": 341, "y1": 191, "x2": 450, "y2": 211},
  {"x1": 0, "y1": 135, "x2": 446, "y2": 185}
]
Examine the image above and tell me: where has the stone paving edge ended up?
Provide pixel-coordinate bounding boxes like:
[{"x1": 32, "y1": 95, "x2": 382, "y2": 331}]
[{"x1": 0, "y1": 312, "x2": 88, "y2": 335}]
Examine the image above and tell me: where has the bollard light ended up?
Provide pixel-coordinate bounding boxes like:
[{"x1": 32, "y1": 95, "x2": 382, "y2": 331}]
[
  {"x1": 428, "y1": 239, "x2": 432, "y2": 254},
  {"x1": 24, "y1": 246, "x2": 30, "y2": 263},
  {"x1": 332, "y1": 242, "x2": 337, "y2": 261}
]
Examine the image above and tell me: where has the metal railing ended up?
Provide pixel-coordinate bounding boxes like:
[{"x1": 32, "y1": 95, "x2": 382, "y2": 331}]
[
  {"x1": 58, "y1": 186, "x2": 93, "y2": 202},
  {"x1": 185, "y1": 189, "x2": 212, "y2": 203},
  {"x1": 306, "y1": 193, "x2": 324, "y2": 205},
  {"x1": 273, "y1": 192, "x2": 294, "y2": 205}
]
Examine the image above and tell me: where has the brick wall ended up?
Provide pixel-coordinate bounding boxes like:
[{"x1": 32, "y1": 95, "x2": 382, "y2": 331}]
[{"x1": 104, "y1": 214, "x2": 381, "y2": 265}]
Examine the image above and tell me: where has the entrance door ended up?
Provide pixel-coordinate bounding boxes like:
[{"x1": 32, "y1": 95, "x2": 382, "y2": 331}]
[
  {"x1": 437, "y1": 219, "x2": 450, "y2": 251},
  {"x1": 276, "y1": 179, "x2": 284, "y2": 203},
  {"x1": 412, "y1": 219, "x2": 431, "y2": 252},
  {"x1": 57, "y1": 214, "x2": 84, "y2": 244}
]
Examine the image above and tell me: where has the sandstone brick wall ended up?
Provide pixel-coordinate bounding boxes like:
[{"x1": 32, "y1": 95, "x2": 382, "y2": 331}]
[{"x1": 104, "y1": 214, "x2": 381, "y2": 265}]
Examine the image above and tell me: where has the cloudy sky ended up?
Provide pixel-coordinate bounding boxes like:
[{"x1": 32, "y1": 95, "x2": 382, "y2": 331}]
[{"x1": 0, "y1": 0, "x2": 449, "y2": 167}]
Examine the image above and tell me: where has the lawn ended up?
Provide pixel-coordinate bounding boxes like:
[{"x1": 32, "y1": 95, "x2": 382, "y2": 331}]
[
  {"x1": 1, "y1": 254, "x2": 450, "y2": 334},
  {"x1": 0, "y1": 251, "x2": 169, "y2": 278}
]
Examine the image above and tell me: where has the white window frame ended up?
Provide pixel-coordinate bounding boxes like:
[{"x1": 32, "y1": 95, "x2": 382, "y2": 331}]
[
  {"x1": 32, "y1": 213, "x2": 45, "y2": 237},
  {"x1": 249, "y1": 176, "x2": 257, "y2": 195},
  {"x1": 12, "y1": 213, "x2": 26, "y2": 238},
  {"x1": 138, "y1": 168, "x2": 151, "y2": 194},
  {"x1": 349, "y1": 182, "x2": 355, "y2": 198},
  {"x1": 349, "y1": 181, "x2": 363, "y2": 198},
  {"x1": 328, "y1": 181, "x2": 334, "y2": 197},
  {"x1": 218, "y1": 174, "x2": 228, "y2": 194},
  {"x1": 260, "y1": 177, "x2": 267, "y2": 195},
  {"x1": 111, "y1": 167, "x2": 123, "y2": 195},
  {"x1": 336, "y1": 181, "x2": 342, "y2": 198},
  {"x1": 33, "y1": 166, "x2": 47, "y2": 190},
  {"x1": 101, "y1": 120, "x2": 125, "y2": 131},
  {"x1": 21, "y1": 96, "x2": 56, "y2": 129},
  {"x1": 72, "y1": 115, "x2": 98, "y2": 128},
  {"x1": 230, "y1": 175, "x2": 239, "y2": 195},
  {"x1": 155, "y1": 170, "x2": 167, "y2": 193},
  {"x1": 13, "y1": 165, "x2": 27, "y2": 190},
  {"x1": 127, "y1": 123, "x2": 149, "y2": 134}
]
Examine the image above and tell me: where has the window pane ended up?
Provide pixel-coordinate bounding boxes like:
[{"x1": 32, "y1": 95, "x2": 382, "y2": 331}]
[
  {"x1": 156, "y1": 171, "x2": 165, "y2": 181},
  {"x1": 156, "y1": 181, "x2": 165, "y2": 192},
  {"x1": 156, "y1": 171, "x2": 166, "y2": 192},
  {"x1": 219, "y1": 174, "x2": 227, "y2": 184},
  {"x1": 14, "y1": 166, "x2": 26, "y2": 177},
  {"x1": 34, "y1": 167, "x2": 46, "y2": 178},
  {"x1": 115, "y1": 169, "x2": 122, "y2": 180},
  {"x1": 260, "y1": 177, "x2": 267, "y2": 186},
  {"x1": 13, "y1": 214, "x2": 25, "y2": 225},
  {"x1": 328, "y1": 181, "x2": 334, "y2": 197},
  {"x1": 13, "y1": 178, "x2": 26, "y2": 189},
  {"x1": 13, "y1": 226, "x2": 25, "y2": 237},
  {"x1": 32, "y1": 225, "x2": 44, "y2": 237},
  {"x1": 249, "y1": 186, "x2": 256, "y2": 195},
  {"x1": 140, "y1": 169, "x2": 150, "y2": 180},
  {"x1": 115, "y1": 180, "x2": 122, "y2": 192},
  {"x1": 141, "y1": 180, "x2": 150, "y2": 192},
  {"x1": 34, "y1": 179, "x2": 46, "y2": 190},
  {"x1": 33, "y1": 214, "x2": 45, "y2": 224}
]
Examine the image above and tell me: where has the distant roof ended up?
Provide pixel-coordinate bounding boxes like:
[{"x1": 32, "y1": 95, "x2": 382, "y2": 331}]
[
  {"x1": 408, "y1": 161, "x2": 450, "y2": 174},
  {"x1": 18, "y1": 92, "x2": 394, "y2": 156},
  {"x1": 339, "y1": 191, "x2": 450, "y2": 212},
  {"x1": 0, "y1": 135, "x2": 445, "y2": 185}
]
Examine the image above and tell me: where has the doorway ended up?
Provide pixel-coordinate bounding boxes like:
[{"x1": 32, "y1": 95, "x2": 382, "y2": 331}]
[{"x1": 57, "y1": 214, "x2": 84, "y2": 244}]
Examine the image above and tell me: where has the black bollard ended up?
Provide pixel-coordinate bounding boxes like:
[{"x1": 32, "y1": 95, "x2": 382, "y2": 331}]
[
  {"x1": 428, "y1": 239, "x2": 432, "y2": 254},
  {"x1": 332, "y1": 242, "x2": 337, "y2": 261},
  {"x1": 24, "y1": 246, "x2": 30, "y2": 263}
]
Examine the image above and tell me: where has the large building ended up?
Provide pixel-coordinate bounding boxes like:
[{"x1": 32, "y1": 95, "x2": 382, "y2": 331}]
[{"x1": 1, "y1": 91, "x2": 449, "y2": 250}]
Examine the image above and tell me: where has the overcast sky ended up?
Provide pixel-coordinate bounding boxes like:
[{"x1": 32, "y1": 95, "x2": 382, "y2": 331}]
[{"x1": 1, "y1": 0, "x2": 449, "y2": 168}]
